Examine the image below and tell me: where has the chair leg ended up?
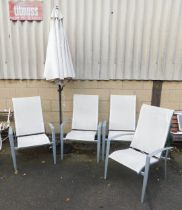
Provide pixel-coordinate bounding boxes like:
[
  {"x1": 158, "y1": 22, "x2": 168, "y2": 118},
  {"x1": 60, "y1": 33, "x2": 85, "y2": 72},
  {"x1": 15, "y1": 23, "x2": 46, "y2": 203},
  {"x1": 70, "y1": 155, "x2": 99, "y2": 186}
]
[
  {"x1": 102, "y1": 138, "x2": 105, "y2": 161},
  {"x1": 97, "y1": 126, "x2": 101, "y2": 163},
  {"x1": 104, "y1": 156, "x2": 109, "y2": 180},
  {"x1": 164, "y1": 150, "x2": 169, "y2": 179},
  {"x1": 141, "y1": 157, "x2": 150, "y2": 203},
  {"x1": 61, "y1": 138, "x2": 64, "y2": 160},
  {"x1": 101, "y1": 128, "x2": 105, "y2": 161},
  {"x1": 8, "y1": 130, "x2": 18, "y2": 174},
  {"x1": 97, "y1": 139, "x2": 100, "y2": 163},
  {"x1": 101, "y1": 121, "x2": 107, "y2": 161},
  {"x1": 97, "y1": 143, "x2": 100, "y2": 163},
  {"x1": 60, "y1": 124, "x2": 64, "y2": 160},
  {"x1": 104, "y1": 140, "x2": 111, "y2": 179},
  {"x1": 48, "y1": 123, "x2": 57, "y2": 164},
  {"x1": 52, "y1": 131, "x2": 56, "y2": 164}
]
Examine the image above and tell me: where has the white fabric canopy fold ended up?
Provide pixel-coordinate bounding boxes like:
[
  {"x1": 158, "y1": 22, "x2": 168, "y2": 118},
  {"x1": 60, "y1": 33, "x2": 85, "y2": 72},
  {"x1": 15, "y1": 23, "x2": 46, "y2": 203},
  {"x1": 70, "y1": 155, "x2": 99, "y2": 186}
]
[{"x1": 44, "y1": 7, "x2": 75, "y2": 80}]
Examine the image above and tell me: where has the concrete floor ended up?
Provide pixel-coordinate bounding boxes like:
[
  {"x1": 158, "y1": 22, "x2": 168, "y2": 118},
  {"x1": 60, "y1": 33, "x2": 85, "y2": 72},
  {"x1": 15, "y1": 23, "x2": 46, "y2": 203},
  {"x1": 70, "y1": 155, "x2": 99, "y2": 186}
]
[{"x1": 0, "y1": 142, "x2": 182, "y2": 210}]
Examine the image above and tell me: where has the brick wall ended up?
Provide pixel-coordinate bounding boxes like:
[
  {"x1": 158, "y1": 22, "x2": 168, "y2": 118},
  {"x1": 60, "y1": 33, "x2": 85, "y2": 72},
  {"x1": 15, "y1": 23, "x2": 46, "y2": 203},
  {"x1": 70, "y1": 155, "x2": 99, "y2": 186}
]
[
  {"x1": 161, "y1": 82, "x2": 182, "y2": 110},
  {"x1": 0, "y1": 80, "x2": 153, "y2": 133}
]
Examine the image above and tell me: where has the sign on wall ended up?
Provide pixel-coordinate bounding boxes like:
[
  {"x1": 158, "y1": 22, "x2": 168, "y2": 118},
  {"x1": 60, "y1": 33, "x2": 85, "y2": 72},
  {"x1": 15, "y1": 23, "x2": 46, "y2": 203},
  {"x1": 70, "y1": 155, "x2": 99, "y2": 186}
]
[{"x1": 9, "y1": 1, "x2": 43, "y2": 21}]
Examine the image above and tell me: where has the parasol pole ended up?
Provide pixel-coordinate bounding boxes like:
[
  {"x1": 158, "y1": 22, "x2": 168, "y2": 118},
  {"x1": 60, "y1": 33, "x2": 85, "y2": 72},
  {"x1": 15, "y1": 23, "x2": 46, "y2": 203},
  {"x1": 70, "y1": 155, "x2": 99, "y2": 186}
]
[
  {"x1": 56, "y1": 79, "x2": 63, "y2": 125},
  {"x1": 58, "y1": 83, "x2": 63, "y2": 125},
  {"x1": 55, "y1": 3, "x2": 63, "y2": 125}
]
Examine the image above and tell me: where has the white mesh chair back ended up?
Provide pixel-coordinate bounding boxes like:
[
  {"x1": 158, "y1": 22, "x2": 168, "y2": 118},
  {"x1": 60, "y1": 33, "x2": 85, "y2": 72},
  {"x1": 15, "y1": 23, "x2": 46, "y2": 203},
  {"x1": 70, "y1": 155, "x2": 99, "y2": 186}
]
[
  {"x1": 72, "y1": 95, "x2": 99, "y2": 131},
  {"x1": 130, "y1": 104, "x2": 174, "y2": 158},
  {"x1": 13, "y1": 96, "x2": 45, "y2": 136},
  {"x1": 109, "y1": 95, "x2": 136, "y2": 131}
]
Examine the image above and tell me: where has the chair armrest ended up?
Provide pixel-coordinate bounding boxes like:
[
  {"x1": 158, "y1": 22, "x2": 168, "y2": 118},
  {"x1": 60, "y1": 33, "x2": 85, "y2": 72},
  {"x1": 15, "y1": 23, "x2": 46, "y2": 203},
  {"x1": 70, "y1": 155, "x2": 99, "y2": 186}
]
[
  {"x1": 8, "y1": 126, "x2": 14, "y2": 138},
  {"x1": 48, "y1": 123, "x2": 55, "y2": 132},
  {"x1": 102, "y1": 120, "x2": 107, "y2": 136},
  {"x1": 48, "y1": 123, "x2": 56, "y2": 144},
  {"x1": 147, "y1": 147, "x2": 173, "y2": 158},
  {"x1": 101, "y1": 121, "x2": 107, "y2": 160},
  {"x1": 60, "y1": 122, "x2": 64, "y2": 131},
  {"x1": 102, "y1": 120, "x2": 107, "y2": 129},
  {"x1": 142, "y1": 147, "x2": 173, "y2": 176},
  {"x1": 48, "y1": 123, "x2": 56, "y2": 163}
]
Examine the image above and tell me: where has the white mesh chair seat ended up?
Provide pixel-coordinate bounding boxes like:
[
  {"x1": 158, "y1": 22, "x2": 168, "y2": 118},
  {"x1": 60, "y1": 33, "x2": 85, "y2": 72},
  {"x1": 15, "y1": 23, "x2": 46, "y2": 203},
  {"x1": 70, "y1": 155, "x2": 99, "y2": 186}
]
[
  {"x1": 66, "y1": 130, "x2": 96, "y2": 141},
  {"x1": 108, "y1": 131, "x2": 135, "y2": 141},
  {"x1": 109, "y1": 148, "x2": 158, "y2": 174},
  {"x1": 60, "y1": 94, "x2": 101, "y2": 162},
  {"x1": 17, "y1": 134, "x2": 50, "y2": 149},
  {"x1": 105, "y1": 104, "x2": 174, "y2": 203},
  {"x1": 8, "y1": 96, "x2": 57, "y2": 173}
]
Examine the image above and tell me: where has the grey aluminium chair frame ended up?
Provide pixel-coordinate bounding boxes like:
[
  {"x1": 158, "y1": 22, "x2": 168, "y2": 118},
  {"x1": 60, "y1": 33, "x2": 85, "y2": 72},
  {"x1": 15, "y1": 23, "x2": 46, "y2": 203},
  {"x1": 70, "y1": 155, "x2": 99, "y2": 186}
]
[
  {"x1": 102, "y1": 95, "x2": 136, "y2": 160},
  {"x1": 60, "y1": 121, "x2": 102, "y2": 163},
  {"x1": 60, "y1": 94, "x2": 102, "y2": 163},
  {"x1": 9, "y1": 124, "x2": 57, "y2": 174},
  {"x1": 104, "y1": 104, "x2": 174, "y2": 203},
  {"x1": 8, "y1": 96, "x2": 57, "y2": 174},
  {"x1": 104, "y1": 137, "x2": 172, "y2": 203}
]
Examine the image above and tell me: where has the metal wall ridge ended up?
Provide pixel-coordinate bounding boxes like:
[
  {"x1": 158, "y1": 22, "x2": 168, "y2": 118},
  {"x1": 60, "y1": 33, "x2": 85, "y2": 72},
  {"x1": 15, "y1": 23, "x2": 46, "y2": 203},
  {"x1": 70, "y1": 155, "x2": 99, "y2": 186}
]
[{"x1": 0, "y1": 0, "x2": 182, "y2": 80}]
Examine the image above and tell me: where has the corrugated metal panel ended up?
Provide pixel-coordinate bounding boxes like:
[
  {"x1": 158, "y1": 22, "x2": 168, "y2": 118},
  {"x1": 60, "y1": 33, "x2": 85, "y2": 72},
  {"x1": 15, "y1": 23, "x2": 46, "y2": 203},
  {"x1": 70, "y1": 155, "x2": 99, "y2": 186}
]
[
  {"x1": 0, "y1": 0, "x2": 182, "y2": 80},
  {"x1": 0, "y1": 0, "x2": 53, "y2": 79}
]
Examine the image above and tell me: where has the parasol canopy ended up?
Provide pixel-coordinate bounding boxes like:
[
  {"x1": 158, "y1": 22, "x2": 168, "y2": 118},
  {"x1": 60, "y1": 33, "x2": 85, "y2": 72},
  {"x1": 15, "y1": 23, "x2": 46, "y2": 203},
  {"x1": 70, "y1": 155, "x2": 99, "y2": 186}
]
[{"x1": 44, "y1": 6, "x2": 75, "y2": 124}]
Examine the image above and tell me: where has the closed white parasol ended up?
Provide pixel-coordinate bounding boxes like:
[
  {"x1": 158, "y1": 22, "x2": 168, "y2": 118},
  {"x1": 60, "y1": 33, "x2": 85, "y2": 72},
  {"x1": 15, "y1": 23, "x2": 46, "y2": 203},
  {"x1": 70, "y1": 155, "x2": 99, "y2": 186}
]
[{"x1": 44, "y1": 6, "x2": 75, "y2": 123}]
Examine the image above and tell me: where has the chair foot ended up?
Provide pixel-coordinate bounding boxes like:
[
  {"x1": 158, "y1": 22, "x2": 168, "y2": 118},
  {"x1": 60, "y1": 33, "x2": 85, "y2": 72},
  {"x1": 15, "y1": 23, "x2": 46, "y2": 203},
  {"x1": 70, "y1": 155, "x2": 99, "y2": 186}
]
[{"x1": 14, "y1": 170, "x2": 18, "y2": 175}]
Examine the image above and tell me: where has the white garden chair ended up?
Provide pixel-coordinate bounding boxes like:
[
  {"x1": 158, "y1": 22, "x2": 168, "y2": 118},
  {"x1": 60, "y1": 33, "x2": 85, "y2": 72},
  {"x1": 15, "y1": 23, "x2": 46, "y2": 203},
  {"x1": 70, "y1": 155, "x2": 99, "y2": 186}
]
[
  {"x1": 8, "y1": 96, "x2": 56, "y2": 173},
  {"x1": 60, "y1": 94, "x2": 101, "y2": 162},
  {"x1": 102, "y1": 95, "x2": 136, "y2": 160},
  {"x1": 104, "y1": 104, "x2": 174, "y2": 203}
]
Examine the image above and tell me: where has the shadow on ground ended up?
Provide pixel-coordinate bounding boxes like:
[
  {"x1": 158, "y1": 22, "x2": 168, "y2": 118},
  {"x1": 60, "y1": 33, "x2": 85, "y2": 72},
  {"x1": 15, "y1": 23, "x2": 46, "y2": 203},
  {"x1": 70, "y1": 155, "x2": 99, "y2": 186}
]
[{"x1": 0, "y1": 141, "x2": 182, "y2": 210}]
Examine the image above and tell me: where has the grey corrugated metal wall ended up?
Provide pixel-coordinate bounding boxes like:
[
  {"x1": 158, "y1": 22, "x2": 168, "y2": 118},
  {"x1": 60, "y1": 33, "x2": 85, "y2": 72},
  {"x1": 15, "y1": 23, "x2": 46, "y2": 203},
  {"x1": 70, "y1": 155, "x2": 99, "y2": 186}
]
[{"x1": 0, "y1": 0, "x2": 182, "y2": 80}]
